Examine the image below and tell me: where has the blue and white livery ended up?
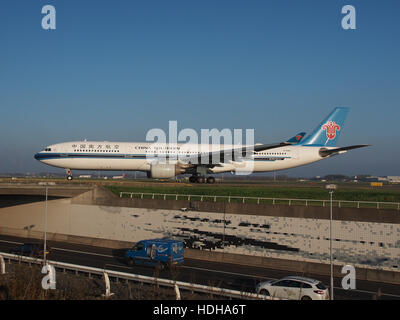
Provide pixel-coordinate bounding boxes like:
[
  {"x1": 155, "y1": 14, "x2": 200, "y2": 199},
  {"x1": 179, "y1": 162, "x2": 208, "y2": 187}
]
[{"x1": 34, "y1": 107, "x2": 369, "y2": 183}]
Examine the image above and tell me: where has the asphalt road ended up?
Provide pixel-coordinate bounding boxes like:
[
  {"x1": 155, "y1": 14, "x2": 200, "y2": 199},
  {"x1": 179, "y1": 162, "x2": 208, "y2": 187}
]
[{"x1": 0, "y1": 234, "x2": 399, "y2": 300}]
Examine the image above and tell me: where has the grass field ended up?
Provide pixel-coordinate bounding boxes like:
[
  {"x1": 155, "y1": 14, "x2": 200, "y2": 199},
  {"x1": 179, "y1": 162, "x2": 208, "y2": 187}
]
[
  {"x1": 2, "y1": 177, "x2": 399, "y2": 208},
  {"x1": 108, "y1": 183, "x2": 400, "y2": 206}
]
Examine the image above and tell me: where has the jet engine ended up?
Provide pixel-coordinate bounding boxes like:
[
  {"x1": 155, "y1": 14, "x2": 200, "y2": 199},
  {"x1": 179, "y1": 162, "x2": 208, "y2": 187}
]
[{"x1": 147, "y1": 163, "x2": 180, "y2": 179}]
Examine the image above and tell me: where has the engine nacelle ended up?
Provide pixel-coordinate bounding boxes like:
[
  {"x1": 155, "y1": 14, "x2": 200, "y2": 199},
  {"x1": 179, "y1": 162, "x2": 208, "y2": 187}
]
[{"x1": 147, "y1": 164, "x2": 178, "y2": 179}]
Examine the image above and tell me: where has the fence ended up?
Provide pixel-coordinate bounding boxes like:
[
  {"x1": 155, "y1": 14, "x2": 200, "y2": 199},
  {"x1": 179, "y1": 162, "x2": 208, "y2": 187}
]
[
  {"x1": 119, "y1": 192, "x2": 400, "y2": 210},
  {"x1": 0, "y1": 252, "x2": 272, "y2": 300}
]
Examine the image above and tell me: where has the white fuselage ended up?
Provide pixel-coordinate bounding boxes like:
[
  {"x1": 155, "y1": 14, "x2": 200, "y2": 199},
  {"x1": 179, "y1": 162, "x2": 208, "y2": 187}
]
[{"x1": 35, "y1": 141, "x2": 328, "y2": 174}]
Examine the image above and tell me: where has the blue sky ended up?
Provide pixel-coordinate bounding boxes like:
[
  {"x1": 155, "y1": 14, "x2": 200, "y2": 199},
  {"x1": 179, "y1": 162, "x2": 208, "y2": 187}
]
[{"x1": 0, "y1": 0, "x2": 399, "y2": 177}]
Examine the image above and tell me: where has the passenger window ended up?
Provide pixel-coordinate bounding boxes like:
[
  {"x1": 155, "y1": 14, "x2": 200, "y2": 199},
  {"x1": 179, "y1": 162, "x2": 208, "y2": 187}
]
[
  {"x1": 289, "y1": 281, "x2": 302, "y2": 288},
  {"x1": 274, "y1": 280, "x2": 289, "y2": 287}
]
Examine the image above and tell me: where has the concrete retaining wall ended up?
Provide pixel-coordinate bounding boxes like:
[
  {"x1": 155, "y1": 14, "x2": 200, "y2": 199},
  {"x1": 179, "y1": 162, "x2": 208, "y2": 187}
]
[
  {"x1": 1, "y1": 187, "x2": 399, "y2": 284},
  {"x1": 80, "y1": 191, "x2": 400, "y2": 224},
  {"x1": 0, "y1": 196, "x2": 399, "y2": 267},
  {"x1": 0, "y1": 226, "x2": 134, "y2": 249},
  {"x1": 0, "y1": 185, "x2": 91, "y2": 198}
]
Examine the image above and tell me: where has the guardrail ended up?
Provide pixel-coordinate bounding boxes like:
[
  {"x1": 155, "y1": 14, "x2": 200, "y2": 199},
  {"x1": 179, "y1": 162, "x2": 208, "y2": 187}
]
[
  {"x1": 119, "y1": 192, "x2": 400, "y2": 210},
  {"x1": 0, "y1": 252, "x2": 272, "y2": 300}
]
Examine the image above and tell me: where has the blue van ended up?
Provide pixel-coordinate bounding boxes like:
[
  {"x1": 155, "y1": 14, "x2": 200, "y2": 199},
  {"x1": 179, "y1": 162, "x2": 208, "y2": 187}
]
[{"x1": 125, "y1": 239, "x2": 184, "y2": 268}]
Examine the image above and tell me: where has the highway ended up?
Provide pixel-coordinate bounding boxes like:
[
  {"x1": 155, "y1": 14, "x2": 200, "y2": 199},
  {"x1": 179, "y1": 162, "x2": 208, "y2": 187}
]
[{"x1": 0, "y1": 234, "x2": 399, "y2": 300}]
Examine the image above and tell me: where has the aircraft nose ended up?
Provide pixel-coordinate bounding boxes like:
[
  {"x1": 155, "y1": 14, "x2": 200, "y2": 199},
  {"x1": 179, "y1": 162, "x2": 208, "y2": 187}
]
[{"x1": 34, "y1": 153, "x2": 41, "y2": 160}]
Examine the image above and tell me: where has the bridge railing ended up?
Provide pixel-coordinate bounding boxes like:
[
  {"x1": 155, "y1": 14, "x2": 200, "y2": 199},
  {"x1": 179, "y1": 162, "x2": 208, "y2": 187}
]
[
  {"x1": 119, "y1": 192, "x2": 400, "y2": 210},
  {"x1": 0, "y1": 252, "x2": 274, "y2": 300}
]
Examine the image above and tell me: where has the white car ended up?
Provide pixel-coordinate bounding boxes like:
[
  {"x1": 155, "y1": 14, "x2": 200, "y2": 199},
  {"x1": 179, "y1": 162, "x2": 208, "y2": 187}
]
[{"x1": 256, "y1": 276, "x2": 329, "y2": 300}]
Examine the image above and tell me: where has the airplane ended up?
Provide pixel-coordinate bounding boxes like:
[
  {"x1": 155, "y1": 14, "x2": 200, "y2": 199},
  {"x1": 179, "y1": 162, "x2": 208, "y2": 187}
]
[{"x1": 34, "y1": 107, "x2": 369, "y2": 183}]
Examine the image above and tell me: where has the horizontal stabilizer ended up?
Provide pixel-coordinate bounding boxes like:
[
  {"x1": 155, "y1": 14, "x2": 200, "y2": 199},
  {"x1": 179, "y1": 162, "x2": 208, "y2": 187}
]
[{"x1": 319, "y1": 144, "x2": 371, "y2": 157}]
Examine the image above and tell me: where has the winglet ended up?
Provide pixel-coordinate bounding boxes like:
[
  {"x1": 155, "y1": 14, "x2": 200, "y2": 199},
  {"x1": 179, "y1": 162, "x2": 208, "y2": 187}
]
[{"x1": 286, "y1": 132, "x2": 306, "y2": 144}]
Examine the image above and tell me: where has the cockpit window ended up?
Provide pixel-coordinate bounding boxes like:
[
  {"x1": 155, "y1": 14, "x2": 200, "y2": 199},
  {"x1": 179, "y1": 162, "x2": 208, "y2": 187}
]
[{"x1": 44, "y1": 148, "x2": 52, "y2": 152}]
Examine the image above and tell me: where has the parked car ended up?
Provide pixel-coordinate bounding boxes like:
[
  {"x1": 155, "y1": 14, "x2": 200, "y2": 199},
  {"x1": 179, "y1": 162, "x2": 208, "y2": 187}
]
[
  {"x1": 125, "y1": 239, "x2": 184, "y2": 269},
  {"x1": 256, "y1": 276, "x2": 329, "y2": 300},
  {"x1": 10, "y1": 243, "x2": 50, "y2": 258}
]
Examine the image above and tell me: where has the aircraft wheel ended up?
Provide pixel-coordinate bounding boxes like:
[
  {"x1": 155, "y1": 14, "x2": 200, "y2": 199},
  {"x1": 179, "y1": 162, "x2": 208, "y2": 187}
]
[
  {"x1": 197, "y1": 176, "x2": 206, "y2": 183},
  {"x1": 189, "y1": 176, "x2": 198, "y2": 183},
  {"x1": 206, "y1": 177, "x2": 216, "y2": 184}
]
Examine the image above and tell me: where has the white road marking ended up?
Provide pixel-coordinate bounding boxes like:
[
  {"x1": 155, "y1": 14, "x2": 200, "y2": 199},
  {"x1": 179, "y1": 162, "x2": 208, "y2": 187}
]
[
  {"x1": 0, "y1": 239, "x2": 23, "y2": 245},
  {"x1": 52, "y1": 247, "x2": 114, "y2": 258},
  {"x1": 181, "y1": 265, "x2": 276, "y2": 281},
  {"x1": 105, "y1": 264, "x2": 132, "y2": 270}
]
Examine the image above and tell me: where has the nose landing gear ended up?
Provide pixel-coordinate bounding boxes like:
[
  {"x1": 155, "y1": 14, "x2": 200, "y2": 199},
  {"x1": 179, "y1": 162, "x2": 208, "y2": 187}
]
[{"x1": 66, "y1": 169, "x2": 73, "y2": 181}]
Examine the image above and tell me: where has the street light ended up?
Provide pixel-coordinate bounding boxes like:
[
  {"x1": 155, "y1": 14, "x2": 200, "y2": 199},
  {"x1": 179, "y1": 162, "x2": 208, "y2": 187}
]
[
  {"x1": 43, "y1": 185, "x2": 49, "y2": 265},
  {"x1": 325, "y1": 184, "x2": 337, "y2": 300}
]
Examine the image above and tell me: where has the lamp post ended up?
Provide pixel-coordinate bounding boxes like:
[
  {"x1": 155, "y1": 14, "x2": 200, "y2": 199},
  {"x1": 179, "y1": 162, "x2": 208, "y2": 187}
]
[
  {"x1": 326, "y1": 184, "x2": 337, "y2": 300},
  {"x1": 222, "y1": 201, "x2": 226, "y2": 249},
  {"x1": 44, "y1": 186, "x2": 48, "y2": 265}
]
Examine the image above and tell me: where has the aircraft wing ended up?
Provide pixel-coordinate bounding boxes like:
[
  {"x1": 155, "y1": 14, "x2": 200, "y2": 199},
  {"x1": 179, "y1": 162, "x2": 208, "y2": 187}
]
[
  {"x1": 319, "y1": 144, "x2": 371, "y2": 157},
  {"x1": 176, "y1": 132, "x2": 309, "y2": 166},
  {"x1": 177, "y1": 142, "x2": 293, "y2": 167}
]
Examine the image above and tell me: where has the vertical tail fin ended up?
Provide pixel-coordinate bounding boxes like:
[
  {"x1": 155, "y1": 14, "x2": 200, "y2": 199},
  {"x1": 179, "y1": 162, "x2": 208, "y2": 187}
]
[{"x1": 300, "y1": 107, "x2": 349, "y2": 147}]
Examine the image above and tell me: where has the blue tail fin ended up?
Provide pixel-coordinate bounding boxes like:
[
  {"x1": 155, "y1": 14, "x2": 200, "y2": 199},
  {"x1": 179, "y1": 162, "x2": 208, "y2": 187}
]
[{"x1": 300, "y1": 107, "x2": 349, "y2": 147}]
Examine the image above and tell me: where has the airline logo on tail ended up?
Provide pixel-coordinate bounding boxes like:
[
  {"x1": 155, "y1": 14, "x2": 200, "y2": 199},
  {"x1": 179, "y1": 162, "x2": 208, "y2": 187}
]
[{"x1": 322, "y1": 121, "x2": 341, "y2": 140}]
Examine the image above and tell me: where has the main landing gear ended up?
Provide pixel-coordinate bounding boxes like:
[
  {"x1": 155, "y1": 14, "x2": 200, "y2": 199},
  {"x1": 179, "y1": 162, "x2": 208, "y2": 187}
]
[{"x1": 189, "y1": 175, "x2": 216, "y2": 184}]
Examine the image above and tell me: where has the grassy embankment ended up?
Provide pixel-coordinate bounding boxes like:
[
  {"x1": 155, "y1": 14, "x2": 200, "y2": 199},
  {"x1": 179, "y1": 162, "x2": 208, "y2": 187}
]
[{"x1": 107, "y1": 184, "x2": 400, "y2": 209}]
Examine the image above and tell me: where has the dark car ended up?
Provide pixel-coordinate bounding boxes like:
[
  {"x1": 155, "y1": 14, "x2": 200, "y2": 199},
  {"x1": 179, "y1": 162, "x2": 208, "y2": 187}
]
[{"x1": 10, "y1": 243, "x2": 50, "y2": 258}]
